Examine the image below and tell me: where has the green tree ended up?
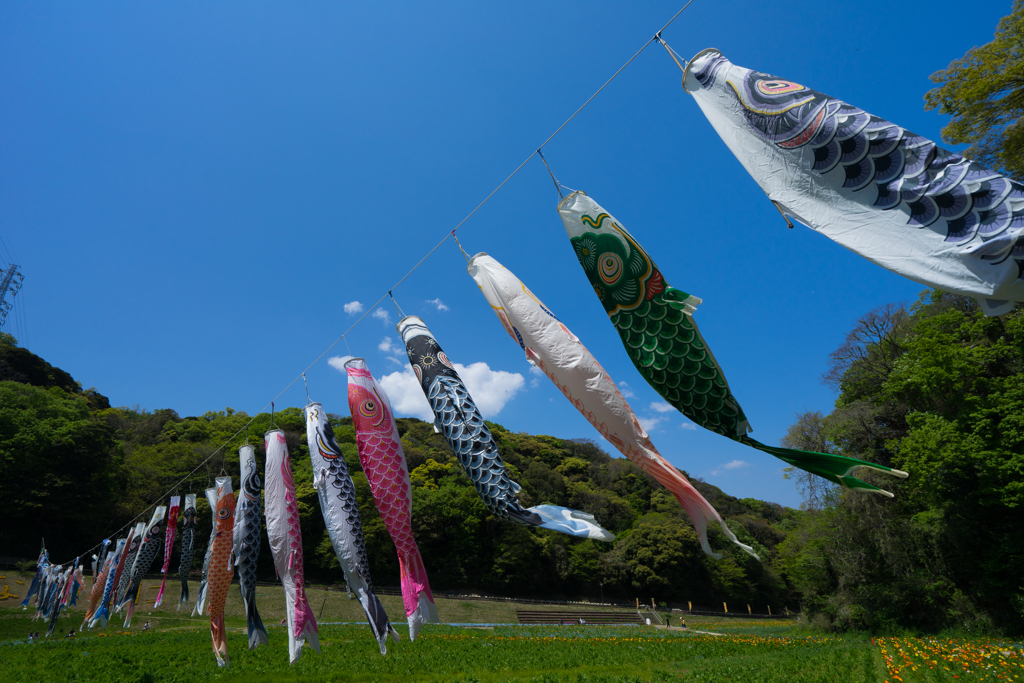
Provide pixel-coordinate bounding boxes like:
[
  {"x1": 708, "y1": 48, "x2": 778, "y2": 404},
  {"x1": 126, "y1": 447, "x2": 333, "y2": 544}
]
[{"x1": 925, "y1": 1, "x2": 1024, "y2": 179}]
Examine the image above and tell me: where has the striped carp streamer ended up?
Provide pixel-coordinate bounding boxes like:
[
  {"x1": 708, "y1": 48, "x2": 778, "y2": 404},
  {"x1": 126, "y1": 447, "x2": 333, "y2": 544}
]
[
  {"x1": 113, "y1": 522, "x2": 145, "y2": 614},
  {"x1": 177, "y1": 494, "x2": 197, "y2": 611},
  {"x1": 233, "y1": 445, "x2": 268, "y2": 649},
  {"x1": 208, "y1": 476, "x2": 236, "y2": 668},
  {"x1": 558, "y1": 191, "x2": 908, "y2": 496},
  {"x1": 154, "y1": 496, "x2": 180, "y2": 608},
  {"x1": 342, "y1": 357, "x2": 440, "y2": 640},
  {"x1": 305, "y1": 402, "x2": 399, "y2": 654},
  {"x1": 80, "y1": 539, "x2": 111, "y2": 628},
  {"x1": 469, "y1": 253, "x2": 756, "y2": 559},
  {"x1": 265, "y1": 429, "x2": 320, "y2": 665},
  {"x1": 193, "y1": 487, "x2": 218, "y2": 617},
  {"x1": 681, "y1": 49, "x2": 1024, "y2": 317},
  {"x1": 398, "y1": 315, "x2": 615, "y2": 541},
  {"x1": 90, "y1": 537, "x2": 126, "y2": 628},
  {"x1": 123, "y1": 506, "x2": 167, "y2": 627},
  {"x1": 20, "y1": 549, "x2": 47, "y2": 609}
]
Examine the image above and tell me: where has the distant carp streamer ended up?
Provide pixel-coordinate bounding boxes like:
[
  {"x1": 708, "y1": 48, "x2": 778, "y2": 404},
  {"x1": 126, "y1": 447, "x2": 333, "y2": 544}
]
[
  {"x1": 113, "y1": 522, "x2": 146, "y2": 614},
  {"x1": 342, "y1": 358, "x2": 440, "y2": 640},
  {"x1": 177, "y1": 494, "x2": 197, "y2": 611},
  {"x1": 469, "y1": 253, "x2": 755, "y2": 559},
  {"x1": 234, "y1": 445, "x2": 268, "y2": 649},
  {"x1": 265, "y1": 429, "x2": 320, "y2": 664},
  {"x1": 154, "y1": 496, "x2": 180, "y2": 608},
  {"x1": 123, "y1": 506, "x2": 167, "y2": 627},
  {"x1": 80, "y1": 539, "x2": 111, "y2": 628},
  {"x1": 398, "y1": 315, "x2": 615, "y2": 540},
  {"x1": 207, "y1": 476, "x2": 236, "y2": 668},
  {"x1": 558, "y1": 192, "x2": 908, "y2": 495},
  {"x1": 682, "y1": 49, "x2": 1024, "y2": 316},
  {"x1": 192, "y1": 487, "x2": 218, "y2": 617},
  {"x1": 90, "y1": 537, "x2": 126, "y2": 628},
  {"x1": 305, "y1": 402, "x2": 399, "y2": 654}
]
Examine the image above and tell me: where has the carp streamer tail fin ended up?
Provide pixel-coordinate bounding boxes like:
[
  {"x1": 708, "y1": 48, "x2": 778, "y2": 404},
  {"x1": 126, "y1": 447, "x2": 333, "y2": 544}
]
[
  {"x1": 154, "y1": 575, "x2": 168, "y2": 609},
  {"x1": 530, "y1": 504, "x2": 616, "y2": 541},
  {"x1": 399, "y1": 551, "x2": 438, "y2": 641},
  {"x1": 210, "y1": 613, "x2": 229, "y2": 669},
  {"x1": 744, "y1": 438, "x2": 908, "y2": 497},
  {"x1": 245, "y1": 593, "x2": 269, "y2": 650},
  {"x1": 362, "y1": 591, "x2": 398, "y2": 655},
  {"x1": 177, "y1": 579, "x2": 189, "y2": 611}
]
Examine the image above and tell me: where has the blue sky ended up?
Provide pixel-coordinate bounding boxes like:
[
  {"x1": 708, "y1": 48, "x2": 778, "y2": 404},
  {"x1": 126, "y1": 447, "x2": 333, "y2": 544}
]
[{"x1": 0, "y1": 1, "x2": 1010, "y2": 508}]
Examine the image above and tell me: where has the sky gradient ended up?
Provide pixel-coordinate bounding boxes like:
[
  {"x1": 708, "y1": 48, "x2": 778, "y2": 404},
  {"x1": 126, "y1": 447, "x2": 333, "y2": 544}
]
[{"x1": 0, "y1": 1, "x2": 1011, "y2": 508}]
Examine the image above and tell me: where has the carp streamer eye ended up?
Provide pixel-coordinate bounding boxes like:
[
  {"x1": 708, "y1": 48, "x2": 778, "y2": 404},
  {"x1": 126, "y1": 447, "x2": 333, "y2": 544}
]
[
  {"x1": 599, "y1": 253, "x2": 623, "y2": 285},
  {"x1": 217, "y1": 508, "x2": 230, "y2": 519},
  {"x1": 756, "y1": 79, "x2": 805, "y2": 96},
  {"x1": 359, "y1": 399, "x2": 378, "y2": 418}
]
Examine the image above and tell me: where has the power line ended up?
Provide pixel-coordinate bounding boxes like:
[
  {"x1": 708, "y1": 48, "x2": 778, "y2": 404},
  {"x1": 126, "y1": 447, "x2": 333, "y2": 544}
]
[{"x1": 48, "y1": 4, "x2": 698, "y2": 566}]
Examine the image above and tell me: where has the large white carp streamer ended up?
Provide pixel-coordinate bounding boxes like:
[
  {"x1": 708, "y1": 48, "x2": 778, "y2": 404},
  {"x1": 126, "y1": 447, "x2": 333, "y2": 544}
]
[
  {"x1": 469, "y1": 253, "x2": 756, "y2": 559},
  {"x1": 264, "y1": 429, "x2": 320, "y2": 665},
  {"x1": 682, "y1": 49, "x2": 1024, "y2": 316}
]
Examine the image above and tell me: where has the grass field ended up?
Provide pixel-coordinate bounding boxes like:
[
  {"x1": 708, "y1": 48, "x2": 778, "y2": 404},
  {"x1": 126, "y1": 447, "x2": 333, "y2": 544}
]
[{"x1": 2, "y1": 571, "x2": 1022, "y2": 682}]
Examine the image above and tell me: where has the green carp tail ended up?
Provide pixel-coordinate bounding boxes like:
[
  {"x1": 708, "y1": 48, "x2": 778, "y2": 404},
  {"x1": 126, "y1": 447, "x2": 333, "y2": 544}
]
[{"x1": 742, "y1": 437, "x2": 908, "y2": 497}]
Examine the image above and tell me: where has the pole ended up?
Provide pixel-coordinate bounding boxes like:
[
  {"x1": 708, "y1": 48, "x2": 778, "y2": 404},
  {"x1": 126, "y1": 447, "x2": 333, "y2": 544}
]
[
  {"x1": 747, "y1": 604, "x2": 751, "y2": 615},
  {"x1": 723, "y1": 602, "x2": 728, "y2": 613},
  {"x1": 768, "y1": 605, "x2": 772, "y2": 616}
]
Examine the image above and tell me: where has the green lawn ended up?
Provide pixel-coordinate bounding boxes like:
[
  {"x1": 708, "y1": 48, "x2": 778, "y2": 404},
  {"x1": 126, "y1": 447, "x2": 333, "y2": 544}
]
[{"x1": 3, "y1": 571, "x2": 1020, "y2": 682}]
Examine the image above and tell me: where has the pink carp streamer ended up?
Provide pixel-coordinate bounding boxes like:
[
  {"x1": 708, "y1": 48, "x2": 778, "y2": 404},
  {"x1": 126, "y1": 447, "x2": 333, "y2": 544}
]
[
  {"x1": 344, "y1": 357, "x2": 439, "y2": 640},
  {"x1": 264, "y1": 429, "x2": 320, "y2": 664},
  {"x1": 469, "y1": 253, "x2": 757, "y2": 559},
  {"x1": 154, "y1": 495, "x2": 180, "y2": 608}
]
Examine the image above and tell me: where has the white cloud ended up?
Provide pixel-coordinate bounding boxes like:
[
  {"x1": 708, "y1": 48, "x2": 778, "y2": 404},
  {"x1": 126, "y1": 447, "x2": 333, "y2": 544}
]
[
  {"x1": 618, "y1": 382, "x2": 635, "y2": 398},
  {"x1": 638, "y1": 416, "x2": 665, "y2": 432},
  {"x1": 529, "y1": 365, "x2": 544, "y2": 388},
  {"x1": 680, "y1": 422, "x2": 697, "y2": 431},
  {"x1": 649, "y1": 401, "x2": 674, "y2": 414},
  {"x1": 708, "y1": 460, "x2": 752, "y2": 476},
  {"x1": 723, "y1": 459, "x2": 750, "y2": 470},
  {"x1": 426, "y1": 298, "x2": 449, "y2": 312},
  {"x1": 378, "y1": 336, "x2": 397, "y2": 353},
  {"x1": 327, "y1": 356, "x2": 350, "y2": 373},
  {"x1": 343, "y1": 301, "x2": 364, "y2": 315},
  {"x1": 372, "y1": 308, "x2": 391, "y2": 324},
  {"x1": 336, "y1": 362, "x2": 525, "y2": 421}
]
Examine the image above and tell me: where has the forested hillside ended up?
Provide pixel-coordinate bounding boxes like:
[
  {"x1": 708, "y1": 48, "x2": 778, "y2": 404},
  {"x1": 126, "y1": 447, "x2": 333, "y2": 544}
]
[
  {"x1": 776, "y1": 292, "x2": 1024, "y2": 634},
  {"x1": 0, "y1": 331, "x2": 801, "y2": 610}
]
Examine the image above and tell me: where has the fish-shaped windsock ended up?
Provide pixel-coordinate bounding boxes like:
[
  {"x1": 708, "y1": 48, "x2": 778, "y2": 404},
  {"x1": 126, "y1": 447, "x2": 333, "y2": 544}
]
[
  {"x1": 558, "y1": 192, "x2": 908, "y2": 495},
  {"x1": 45, "y1": 566, "x2": 72, "y2": 637},
  {"x1": 193, "y1": 487, "x2": 218, "y2": 617},
  {"x1": 342, "y1": 358, "x2": 440, "y2": 641},
  {"x1": 681, "y1": 49, "x2": 1024, "y2": 317},
  {"x1": 81, "y1": 540, "x2": 111, "y2": 628},
  {"x1": 20, "y1": 550, "x2": 46, "y2": 609},
  {"x1": 398, "y1": 315, "x2": 616, "y2": 540},
  {"x1": 178, "y1": 494, "x2": 197, "y2": 611},
  {"x1": 233, "y1": 445, "x2": 268, "y2": 649},
  {"x1": 113, "y1": 522, "x2": 146, "y2": 613},
  {"x1": 154, "y1": 496, "x2": 180, "y2": 608},
  {"x1": 208, "y1": 476, "x2": 236, "y2": 669},
  {"x1": 69, "y1": 564, "x2": 84, "y2": 607},
  {"x1": 305, "y1": 403, "x2": 398, "y2": 654},
  {"x1": 91, "y1": 538, "x2": 126, "y2": 628},
  {"x1": 469, "y1": 253, "x2": 756, "y2": 559},
  {"x1": 124, "y1": 506, "x2": 167, "y2": 627},
  {"x1": 265, "y1": 429, "x2": 320, "y2": 664}
]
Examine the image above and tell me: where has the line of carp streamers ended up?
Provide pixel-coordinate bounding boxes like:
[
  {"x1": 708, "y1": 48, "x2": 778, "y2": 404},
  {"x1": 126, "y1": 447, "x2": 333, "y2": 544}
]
[{"x1": 42, "y1": 44, "x2": 1024, "y2": 668}]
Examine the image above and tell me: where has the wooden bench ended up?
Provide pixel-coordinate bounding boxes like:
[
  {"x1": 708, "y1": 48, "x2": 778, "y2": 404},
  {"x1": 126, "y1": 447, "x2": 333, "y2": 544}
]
[{"x1": 516, "y1": 610, "x2": 642, "y2": 625}]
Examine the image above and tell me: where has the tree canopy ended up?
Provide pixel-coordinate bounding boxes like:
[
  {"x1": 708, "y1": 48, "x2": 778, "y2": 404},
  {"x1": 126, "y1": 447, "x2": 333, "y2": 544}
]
[{"x1": 925, "y1": 1, "x2": 1024, "y2": 180}]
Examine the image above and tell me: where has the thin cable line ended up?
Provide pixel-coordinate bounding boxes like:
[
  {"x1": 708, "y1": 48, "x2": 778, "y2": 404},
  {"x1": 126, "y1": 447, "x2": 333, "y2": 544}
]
[{"x1": 49, "y1": 3, "x2": 698, "y2": 567}]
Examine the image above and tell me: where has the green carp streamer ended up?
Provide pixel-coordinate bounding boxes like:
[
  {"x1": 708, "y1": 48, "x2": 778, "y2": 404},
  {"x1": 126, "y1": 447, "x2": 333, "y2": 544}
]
[{"x1": 558, "y1": 191, "x2": 908, "y2": 496}]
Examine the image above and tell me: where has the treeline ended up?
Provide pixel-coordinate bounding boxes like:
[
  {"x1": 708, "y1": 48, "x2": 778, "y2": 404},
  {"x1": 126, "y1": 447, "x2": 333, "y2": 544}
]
[
  {"x1": 0, "y1": 332, "x2": 801, "y2": 610},
  {"x1": 775, "y1": 292, "x2": 1024, "y2": 635}
]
